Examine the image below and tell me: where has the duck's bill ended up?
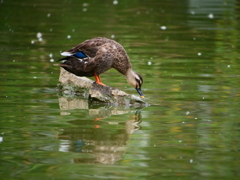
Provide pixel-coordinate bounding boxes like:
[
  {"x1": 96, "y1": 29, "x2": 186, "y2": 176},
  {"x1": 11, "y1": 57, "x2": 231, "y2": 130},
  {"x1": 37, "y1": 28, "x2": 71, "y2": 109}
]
[{"x1": 136, "y1": 88, "x2": 144, "y2": 98}]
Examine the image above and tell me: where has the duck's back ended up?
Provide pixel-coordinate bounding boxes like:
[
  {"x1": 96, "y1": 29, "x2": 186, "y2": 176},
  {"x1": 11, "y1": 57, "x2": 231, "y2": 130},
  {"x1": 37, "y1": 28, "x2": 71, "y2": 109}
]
[
  {"x1": 58, "y1": 37, "x2": 132, "y2": 77},
  {"x1": 64, "y1": 37, "x2": 113, "y2": 58}
]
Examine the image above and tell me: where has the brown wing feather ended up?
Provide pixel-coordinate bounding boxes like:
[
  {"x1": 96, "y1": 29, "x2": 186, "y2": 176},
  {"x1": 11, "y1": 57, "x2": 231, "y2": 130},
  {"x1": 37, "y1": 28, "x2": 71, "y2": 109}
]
[
  {"x1": 64, "y1": 37, "x2": 111, "y2": 58},
  {"x1": 83, "y1": 43, "x2": 115, "y2": 74},
  {"x1": 59, "y1": 37, "x2": 132, "y2": 77}
]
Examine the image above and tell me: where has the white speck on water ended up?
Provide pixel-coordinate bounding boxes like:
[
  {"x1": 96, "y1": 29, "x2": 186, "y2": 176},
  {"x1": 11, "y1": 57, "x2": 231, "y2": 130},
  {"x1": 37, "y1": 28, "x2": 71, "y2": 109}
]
[
  {"x1": 50, "y1": 59, "x2": 54, "y2": 62},
  {"x1": 203, "y1": 97, "x2": 205, "y2": 99},
  {"x1": 67, "y1": 35, "x2": 71, "y2": 39},
  {"x1": 195, "y1": 117, "x2": 198, "y2": 119},
  {"x1": 50, "y1": 28, "x2": 53, "y2": 32},
  {"x1": 37, "y1": 32, "x2": 42, "y2": 38},
  {"x1": 182, "y1": 121, "x2": 185, "y2": 123},
  {"x1": 179, "y1": 140, "x2": 182, "y2": 143},
  {"x1": 31, "y1": 40, "x2": 35, "y2": 44},
  {"x1": 47, "y1": 13, "x2": 51, "y2": 17},
  {"x1": 186, "y1": 111, "x2": 190, "y2": 115},
  {"x1": 33, "y1": 76, "x2": 37, "y2": 79},
  {"x1": 39, "y1": 38, "x2": 43, "y2": 42},
  {"x1": 83, "y1": 3, "x2": 89, "y2": 7},
  {"x1": 0, "y1": 136, "x2": 3, "y2": 143},
  {"x1": 82, "y1": 8, "x2": 87, "y2": 12},
  {"x1": 198, "y1": 52, "x2": 201, "y2": 56},
  {"x1": 160, "y1": 26, "x2": 167, "y2": 30},
  {"x1": 49, "y1": 53, "x2": 53, "y2": 58},
  {"x1": 72, "y1": 29, "x2": 75, "y2": 32},
  {"x1": 148, "y1": 61, "x2": 152, "y2": 65},
  {"x1": 190, "y1": 159, "x2": 193, "y2": 163},
  {"x1": 227, "y1": 65, "x2": 230, "y2": 68},
  {"x1": 191, "y1": 11, "x2": 195, "y2": 15},
  {"x1": 193, "y1": 37, "x2": 196, "y2": 40},
  {"x1": 113, "y1": 0, "x2": 118, "y2": 5},
  {"x1": 208, "y1": 13, "x2": 214, "y2": 19},
  {"x1": 111, "y1": 34, "x2": 115, "y2": 38}
]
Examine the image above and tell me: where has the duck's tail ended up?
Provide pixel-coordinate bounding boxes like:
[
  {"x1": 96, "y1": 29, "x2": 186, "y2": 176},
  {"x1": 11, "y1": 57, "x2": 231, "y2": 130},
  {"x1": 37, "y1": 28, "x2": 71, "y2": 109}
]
[
  {"x1": 53, "y1": 57, "x2": 71, "y2": 67},
  {"x1": 53, "y1": 63, "x2": 71, "y2": 68}
]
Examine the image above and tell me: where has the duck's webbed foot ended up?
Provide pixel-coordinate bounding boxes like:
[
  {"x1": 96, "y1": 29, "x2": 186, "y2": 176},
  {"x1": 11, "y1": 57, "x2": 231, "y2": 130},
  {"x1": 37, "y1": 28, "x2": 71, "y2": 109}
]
[{"x1": 94, "y1": 73, "x2": 106, "y2": 86}]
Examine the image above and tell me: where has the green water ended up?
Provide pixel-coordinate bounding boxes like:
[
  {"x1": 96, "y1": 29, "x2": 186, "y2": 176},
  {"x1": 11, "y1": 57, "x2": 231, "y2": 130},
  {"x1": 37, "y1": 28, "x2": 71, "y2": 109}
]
[{"x1": 1, "y1": 0, "x2": 240, "y2": 179}]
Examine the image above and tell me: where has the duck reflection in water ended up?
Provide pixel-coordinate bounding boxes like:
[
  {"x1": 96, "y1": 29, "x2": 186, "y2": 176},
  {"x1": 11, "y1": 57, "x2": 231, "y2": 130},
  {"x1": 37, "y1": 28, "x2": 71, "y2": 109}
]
[{"x1": 57, "y1": 108, "x2": 142, "y2": 165}]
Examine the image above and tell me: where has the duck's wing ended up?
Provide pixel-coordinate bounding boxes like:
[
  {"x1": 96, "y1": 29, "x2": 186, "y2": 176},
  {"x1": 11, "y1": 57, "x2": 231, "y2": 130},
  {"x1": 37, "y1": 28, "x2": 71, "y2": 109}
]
[{"x1": 61, "y1": 37, "x2": 109, "y2": 58}]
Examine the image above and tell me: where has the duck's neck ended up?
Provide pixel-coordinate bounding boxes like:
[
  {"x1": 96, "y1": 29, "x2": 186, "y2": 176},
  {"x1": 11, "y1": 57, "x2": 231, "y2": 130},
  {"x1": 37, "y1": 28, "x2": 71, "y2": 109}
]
[
  {"x1": 112, "y1": 54, "x2": 132, "y2": 75},
  {"x1": 125, "y1": 68, "x2": 137, "y2": 87},
  {"x1": 125, "y1": 68, "x2": 135, "y2": 77}
]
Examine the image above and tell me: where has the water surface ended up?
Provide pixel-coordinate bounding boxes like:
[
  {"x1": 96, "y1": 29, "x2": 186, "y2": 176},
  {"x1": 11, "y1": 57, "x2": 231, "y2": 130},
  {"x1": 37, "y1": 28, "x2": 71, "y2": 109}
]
[{"x1": 1, "y1": 0, "x2": 240, "y2": 179}]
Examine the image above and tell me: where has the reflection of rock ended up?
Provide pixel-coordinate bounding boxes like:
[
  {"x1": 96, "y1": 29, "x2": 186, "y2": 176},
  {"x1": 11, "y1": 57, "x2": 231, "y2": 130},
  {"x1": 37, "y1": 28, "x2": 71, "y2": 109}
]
[
  {"x1": 89, "y1": 108, "x2": 128, "y2": 119},
  {"x1": 57, "y1": 67, "x2": 148, "y2": 106},
  {"x1": 59, "y1": 97, "x2": 88, "y2": 110},
  {"x1": 58, "y1": 96, "x2": 144, "y2": 119},
  {"x1": 57, "y1": 111, "x2": 142, "y2": 165}
]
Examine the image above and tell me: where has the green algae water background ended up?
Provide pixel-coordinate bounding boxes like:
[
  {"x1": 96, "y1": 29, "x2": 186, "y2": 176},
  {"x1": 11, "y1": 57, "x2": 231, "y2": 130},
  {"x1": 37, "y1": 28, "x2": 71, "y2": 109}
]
[{"x1": 0, "y1": 0, "x2": 240, "y2": 179}]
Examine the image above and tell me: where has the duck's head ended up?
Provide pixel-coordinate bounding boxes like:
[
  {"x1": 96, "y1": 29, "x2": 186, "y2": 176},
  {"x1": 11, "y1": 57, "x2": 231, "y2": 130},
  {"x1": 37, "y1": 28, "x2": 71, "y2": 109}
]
[{"x1": 126, "y1": 69, "x2": 144, "y2": 98}]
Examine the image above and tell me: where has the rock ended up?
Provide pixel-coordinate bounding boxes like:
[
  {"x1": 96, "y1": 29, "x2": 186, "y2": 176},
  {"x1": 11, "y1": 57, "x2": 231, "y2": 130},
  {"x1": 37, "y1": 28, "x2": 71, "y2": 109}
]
[{"x1": 56, "y1": 68, "x2": 149, "y2": 106}]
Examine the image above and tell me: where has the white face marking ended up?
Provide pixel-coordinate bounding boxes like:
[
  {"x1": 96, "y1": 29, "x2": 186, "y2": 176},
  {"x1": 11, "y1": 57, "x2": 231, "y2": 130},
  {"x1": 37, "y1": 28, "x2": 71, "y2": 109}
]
[
  {"x1": 126, "y1": 73, "x2": 138, "y2": 88},
  {"x1": 126, "y1": 69, "x2": 143, "y2": 89},
  {"x1": 61, "y1": 52, "x2": 73, "y2": 56}
]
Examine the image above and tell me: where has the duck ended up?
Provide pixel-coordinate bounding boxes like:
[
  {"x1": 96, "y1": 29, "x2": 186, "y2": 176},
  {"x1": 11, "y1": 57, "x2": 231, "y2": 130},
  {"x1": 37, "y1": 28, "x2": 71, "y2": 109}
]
[{"x1": 55, "y1": 37, "x2": 144, "y2": 98}]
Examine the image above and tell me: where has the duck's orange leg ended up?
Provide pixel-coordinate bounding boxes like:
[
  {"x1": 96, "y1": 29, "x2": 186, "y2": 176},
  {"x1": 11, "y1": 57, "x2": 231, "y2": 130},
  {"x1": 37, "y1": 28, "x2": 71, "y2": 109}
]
[{"x1": 94, "y1": 73, "x2": 106, "y2": 86}]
